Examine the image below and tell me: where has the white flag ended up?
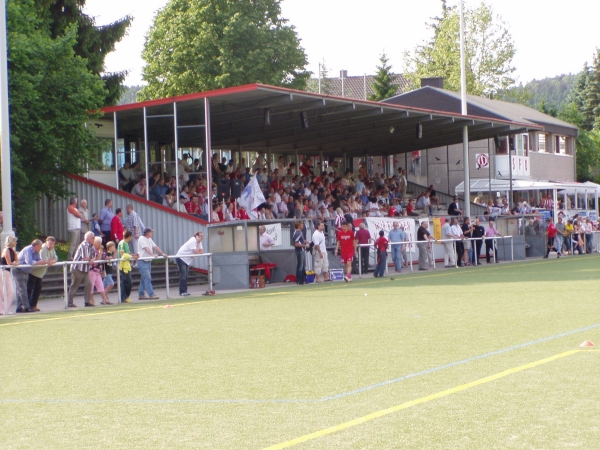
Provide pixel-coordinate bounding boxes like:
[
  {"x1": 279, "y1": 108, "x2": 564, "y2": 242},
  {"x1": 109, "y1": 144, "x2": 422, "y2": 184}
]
[{"x1": 238, "y1": 175, "x2": 266, "y2": 219}]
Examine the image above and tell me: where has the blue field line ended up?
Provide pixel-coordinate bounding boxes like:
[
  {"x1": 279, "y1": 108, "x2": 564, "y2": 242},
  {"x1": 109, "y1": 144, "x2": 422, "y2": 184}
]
[{"x1": 2, "y1": 322, "x2": 599, "y2": 405}]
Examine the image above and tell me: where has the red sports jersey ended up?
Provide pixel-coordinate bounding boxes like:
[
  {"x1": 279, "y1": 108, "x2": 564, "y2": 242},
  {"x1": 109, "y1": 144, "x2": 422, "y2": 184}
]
[
  {"x1": 337, "y1": 229, "x2": 355, "y2": 254},
  {"x1": 547, "y1": 222, "x2": 557, "y2": 238}
]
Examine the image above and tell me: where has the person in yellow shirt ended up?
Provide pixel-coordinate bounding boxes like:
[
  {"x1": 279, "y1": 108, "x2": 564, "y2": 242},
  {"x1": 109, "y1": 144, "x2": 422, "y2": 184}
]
[{"x1": 563, "y1": 219, "x2": 574, "y2": 255}]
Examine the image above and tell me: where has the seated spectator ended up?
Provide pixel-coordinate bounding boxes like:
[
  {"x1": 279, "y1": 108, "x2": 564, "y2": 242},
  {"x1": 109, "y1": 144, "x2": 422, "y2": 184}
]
[
  {"x1": 406, "y1": 198, "x2": 419, "y2": 217},
  {"x1": 185, "y1": 195, "x2": 202, "y2": 218},
  {"x1": 131, "y1": 175, "x2": 147, "y2": 198}
]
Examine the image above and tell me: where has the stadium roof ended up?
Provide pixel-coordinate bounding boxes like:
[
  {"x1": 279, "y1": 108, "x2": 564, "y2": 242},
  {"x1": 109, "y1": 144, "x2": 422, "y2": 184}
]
[
  {"x1": 383, "y1": 86, "x2": 578, "y2": 138},
  {"x1": 101, "y1": 83, "x2": 542, "y2": 158}
]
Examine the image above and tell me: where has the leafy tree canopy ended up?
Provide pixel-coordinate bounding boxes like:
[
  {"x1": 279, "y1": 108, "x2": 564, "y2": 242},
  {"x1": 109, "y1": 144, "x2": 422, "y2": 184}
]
[
  {"x1": 5, "y1": 0, "x2": 107, "y2": 240},
  {"x1": 139, "y1": 0, "x2": 310, "y2": 101},
  {"x1": 368, "y1": 53, "x2": 398, "y2": 101},
  {"x1": 39, "y1": 0, "x2": 132, "y2": 106},
  {"x1": 404, "y1": 0, "x2": 516, "y2": 97}
]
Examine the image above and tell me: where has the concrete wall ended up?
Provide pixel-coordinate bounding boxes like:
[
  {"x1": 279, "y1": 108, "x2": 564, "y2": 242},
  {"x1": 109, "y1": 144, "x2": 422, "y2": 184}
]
[{"x1": 529, "y1": 152, "x2": 575, "y2": 181}]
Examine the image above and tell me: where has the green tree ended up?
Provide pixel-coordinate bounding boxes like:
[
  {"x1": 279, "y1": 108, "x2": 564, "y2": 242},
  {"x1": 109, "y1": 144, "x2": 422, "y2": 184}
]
[
  {"x1": 558, "y1": 103, "x2": 600, "y2": 181},
  {"x1": 6, "y1": 0, "x2": 106, "y2": 240},
  {"x1": 368, "y1": 53, "x2": 398, "y2": 101},
  {"x1": 139, "y1": 0, "x2": 310, "y2": 100},
  {"x1": 41, "y1": 0, "x2": 132, "y2": 106},
  {"x1": 404, "y1": 0, "x2": 516, "y2": 97}
]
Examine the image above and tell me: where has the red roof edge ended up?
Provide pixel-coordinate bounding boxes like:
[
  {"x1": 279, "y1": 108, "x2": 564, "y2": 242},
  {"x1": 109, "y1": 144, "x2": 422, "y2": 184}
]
[
  {"x1": 101, "y1": 83, "x2": 261, "y2": 114},
  {"x1": 68, "y1": 174, "x2": 209, "y2": 225}
]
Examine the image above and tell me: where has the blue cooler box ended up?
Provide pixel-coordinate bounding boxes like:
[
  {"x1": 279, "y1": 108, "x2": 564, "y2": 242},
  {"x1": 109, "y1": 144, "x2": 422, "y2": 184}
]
[
  {"x1": 305, "y1": 271, "x2": 315, "y2": 283},
  {"x1": 329, "y1": 269, "x2": 344, "y2": 281}
]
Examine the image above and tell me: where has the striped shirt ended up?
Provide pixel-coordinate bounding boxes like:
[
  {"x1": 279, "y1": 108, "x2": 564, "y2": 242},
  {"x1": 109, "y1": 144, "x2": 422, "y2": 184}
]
[
  {"x1": 72, "y1": 241, "x2": 93, "y2": 273},
  {"x1": 124, "y1": 211, "x2": 144, "y2": 237}
]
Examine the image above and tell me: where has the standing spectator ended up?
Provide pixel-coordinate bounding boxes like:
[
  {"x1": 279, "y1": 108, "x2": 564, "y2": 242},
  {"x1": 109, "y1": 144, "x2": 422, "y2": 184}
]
[
  {"x1": 485, "y1": 219, "x2": 503, "y2": 263},
  {"x1": 293, "y1": 221, "x2": 310, "y2": 285},
  {"x1": 15, "y1": 239, "x2": 49, "y2": 312},
  {"x1": 583, "y1": 218, "x2": 593, "y2": 253},
  {"x1": 335, "y1": 221, "x2": 356, "y2": 282},
  {"x1": 259, "y1": 226, "x2": 275, "y2": 251},
  {"x1": 98, "y1": 241, "x2": 115, "y2": 299},
  {"x1": 111, "y1": 208, "x2": 124, "y2": 244},
  {"x1": 388, "y1": 221, "x2": 406, "y2": 273},
  {"x1": 417, "y1": 221, "x2": 435, "y2": 271},
  {"x1": 124, "y1": 204, "x2": 144, "y2": 255},
  {"x1": 472, "y1": 217, "x2": 486, "y2": 265},
  {"x1": 28, "y1": 237, "x2": 58, "y2": 312},
  {"x1": 442, "y1": 218, "x2": 456, "y2": 267},
  {"x1": 0, "y1": 235, "x2": 19, "y2": 314},
  {"x1": 461, "y1": 217, "x2": 474, "y2": 266},
  {"x1": 450, "y1": 218, "x2": 465, "y2": 266},
  {"x1": 373, "y1": 230, "x2": 389, "y2": 278},
  {"x1": 67, "y1": 232, "x2": 94, "y2": 308},
  {"x1": 137, "y1": 228, "x2": 167, "y2": 300},
  {"x1": 78, "y1": 199, "x2": 90, "y2": 242},
  {"x1": 311, "y1": 221, "x2": 330, "y2": 282},
  {"x1": 555, "y1": 216, "x2": 565, "y2": 255},
  {"x1": 88, "y1": 237, "x2": 113, "y2": 306},
  {"x1": 355, "y1": 222, "x2": 372, "y2": 274},
  {"x1": 175, "y1": 231, "x2": 204, "y2": 297},
  {"x1": 99, "y1": 199, "x2": 114, "y2": 242},
  {"x1": 544, "y1": 218, "x2": 560, "y2": 258},
  {"x1": 118, "y1": 231, "x2": 137, "y2": 303},
  {"x1": 67, "y1": 197, "x2": 82, "y2": 259}
]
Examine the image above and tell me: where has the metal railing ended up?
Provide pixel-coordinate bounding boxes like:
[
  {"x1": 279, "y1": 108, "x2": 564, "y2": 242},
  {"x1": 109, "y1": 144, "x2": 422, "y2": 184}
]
[
  {"x1": 356, "y1": 236, "x2": 514, "y2": 277},
  {"x1": 0, "y1": 253, "x2": 213, "y2": 315}
]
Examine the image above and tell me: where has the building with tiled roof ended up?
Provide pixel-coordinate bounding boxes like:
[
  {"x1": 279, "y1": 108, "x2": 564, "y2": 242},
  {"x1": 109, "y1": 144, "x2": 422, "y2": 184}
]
[{"x1": 309, "y1": 70, "x2": 409, "y2": 100}]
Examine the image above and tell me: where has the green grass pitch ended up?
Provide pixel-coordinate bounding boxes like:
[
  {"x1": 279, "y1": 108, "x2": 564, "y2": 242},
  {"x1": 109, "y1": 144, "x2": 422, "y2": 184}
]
[{"x1": 2, "y1": 256, "x2": 600, "y2": 449}]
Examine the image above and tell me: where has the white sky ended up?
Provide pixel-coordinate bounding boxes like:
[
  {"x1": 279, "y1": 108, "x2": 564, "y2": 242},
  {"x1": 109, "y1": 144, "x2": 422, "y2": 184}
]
[{"x1": 84, "y1": 0, "x2": 600, "y2": 87}]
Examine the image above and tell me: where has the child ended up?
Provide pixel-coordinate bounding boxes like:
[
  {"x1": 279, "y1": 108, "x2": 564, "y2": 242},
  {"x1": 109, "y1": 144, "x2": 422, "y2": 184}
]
[
  {"x1": 373, "y1": 230, "x2": 389, "y2": 278},
  {"x1": 103, "y1": 241, "x2": 116, "y2": 297}
]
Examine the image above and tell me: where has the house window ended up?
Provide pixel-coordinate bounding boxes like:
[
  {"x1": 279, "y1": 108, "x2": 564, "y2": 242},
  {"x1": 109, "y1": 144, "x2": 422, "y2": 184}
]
[
  {"x1": 538, "y1": 133, "x2": 546, "y2": 152},
  {"x1": 93, "y1": 138, "x2": 115, "y2": 171},
  {"x1": 556, "y1": 136, "x2": 566, "y2": 154}
]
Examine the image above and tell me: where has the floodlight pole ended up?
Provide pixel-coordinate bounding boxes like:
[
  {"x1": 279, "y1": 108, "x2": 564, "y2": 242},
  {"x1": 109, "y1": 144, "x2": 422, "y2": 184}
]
[
  {"x1": 459, "y1": 0, "x2": 471, "y2": 218},
  {"x1": 0, "y1": 0, "x2": 15, "y2": 243}
]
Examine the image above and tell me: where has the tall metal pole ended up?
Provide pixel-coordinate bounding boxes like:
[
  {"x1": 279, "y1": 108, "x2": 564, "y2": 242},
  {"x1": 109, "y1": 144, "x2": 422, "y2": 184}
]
[
  {"x1": 113, "y1": 112, "x2": 119, "y2": 189},
  {"x1": 204, "y1": 98, "x2": 213, "y2": 222},
  {"x1": 459, "y1": 0, "x2": 471, "y2": 218},
  {"x1": 174, "y1": 102, "x2": 180, "y2": 204},
  {"x1": 508, "y1": 148, "x2": 513, "y2": 209},
  {"x1": 318, "y1": 63, "x2": 321, "y2": 94},
  {"x1": 0, "y1": 0, "x2": 15, "y2": 242},
  {"x1": 143, "y1": 107, "x2": 150, "y2": 201}
]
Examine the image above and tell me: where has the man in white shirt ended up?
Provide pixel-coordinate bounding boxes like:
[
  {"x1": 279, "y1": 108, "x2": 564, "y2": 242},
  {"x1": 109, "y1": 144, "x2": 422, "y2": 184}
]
[
  {"x1": 137, "y1": 228, "x2": 167, "y2": 300},
  {"x1": 442, "y1": 218, "x2": 456, "y2": 267},
  {"x1": 175, "y1": 231, "x2": 204, "y2": 296},
  {"x1": 312, "y1": 221, "x2": 330, "y2": 282},
  {"x1": 259, "y1": 226, "x2": 275, "y2": 251}
]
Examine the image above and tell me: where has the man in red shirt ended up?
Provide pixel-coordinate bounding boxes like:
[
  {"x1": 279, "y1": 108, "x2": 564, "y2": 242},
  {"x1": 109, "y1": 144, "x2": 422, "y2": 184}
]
[
  {"x1": 110, "y1": 208, "x2": 124, "y2": 243},
  {"x1": 185, "y1": 195, "x2": 201, "y2": 216},
  {"x1": 335, "y1": 222, "x2": 356, "y2": 282},
  {"x1": 544, "y1": 217, "x2": 560, "y2": 258},
  {"x1": 355, "y1": 222, "x2": 372, "y2": 274},
  {"x1": 373, "y1": 230, "x2": 389, "y2": 278}
]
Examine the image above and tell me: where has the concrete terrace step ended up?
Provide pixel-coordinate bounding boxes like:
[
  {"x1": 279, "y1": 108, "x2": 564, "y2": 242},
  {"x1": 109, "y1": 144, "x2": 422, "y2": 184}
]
[{"x1": 39, "y1": 264, "x2": 208, "y2": 298}]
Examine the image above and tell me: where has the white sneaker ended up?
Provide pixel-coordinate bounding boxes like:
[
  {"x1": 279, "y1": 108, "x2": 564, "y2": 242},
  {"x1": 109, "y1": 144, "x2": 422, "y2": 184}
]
[{"x1": 343, "y1": 275, "x2": 349, "y2": 282}]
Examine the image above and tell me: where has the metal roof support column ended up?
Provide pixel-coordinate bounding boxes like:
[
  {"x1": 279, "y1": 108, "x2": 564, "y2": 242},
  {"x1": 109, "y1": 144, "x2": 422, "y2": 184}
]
[
  {"x1": 295, "y1": 149, "x2": 299, "y2": 175},
  {"x1": 113, "y1": 112, "x2": 119, "y2": 190},
  {"x1": 553, "y1": 188, "x2": 558, "y2": 223},
  {"x1": 267, "y1": 147, "x2": 271, "y2": 174},
  {"x1": 173, "y1": 102, "x2": 180, "y2": 203},
  {"x1": 459, "y1": 0, "x2": 471, "y2": 217},
  {"x1": 204, "y1": 97, "x2": 213, "y2": 222},
  {"x1": 343, "y1": 152, "x2": 347, "y2": 175},
  {"x1": 319, "y1": 151, "x2": 323, "y2": 173},
  {"x1": 143, "y1": 106, "x2": 150, "y2": 201},
  {"x1": 584, "y1": 190, "x2": 588, "y2": 211}
]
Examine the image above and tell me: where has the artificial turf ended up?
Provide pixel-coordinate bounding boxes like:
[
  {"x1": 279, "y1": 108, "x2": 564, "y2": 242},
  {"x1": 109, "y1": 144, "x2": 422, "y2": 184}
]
[{"x1": 1, "y1": 255, "x2": 600, "y2": 449}]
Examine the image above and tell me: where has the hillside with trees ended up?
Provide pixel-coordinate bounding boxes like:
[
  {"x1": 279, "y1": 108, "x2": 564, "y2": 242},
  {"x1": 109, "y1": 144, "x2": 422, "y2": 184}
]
[{"x1": 499, "y1": 74, "x2": 577, "y2": 110}]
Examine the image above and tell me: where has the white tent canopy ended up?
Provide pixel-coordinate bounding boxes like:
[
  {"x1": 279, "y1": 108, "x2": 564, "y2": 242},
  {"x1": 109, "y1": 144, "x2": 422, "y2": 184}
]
[{"x1": 455, "y1": 179, "x2": 600, "y2": 195}]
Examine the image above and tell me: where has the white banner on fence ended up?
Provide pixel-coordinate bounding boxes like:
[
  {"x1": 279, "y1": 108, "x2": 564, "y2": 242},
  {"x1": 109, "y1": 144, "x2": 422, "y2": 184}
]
[
  {"x1": 365, "y1": 217, "x2": 417, "y2": 251},
  {"x1": 264, "y1": 223, "x2": 282, "y2": 247}
]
